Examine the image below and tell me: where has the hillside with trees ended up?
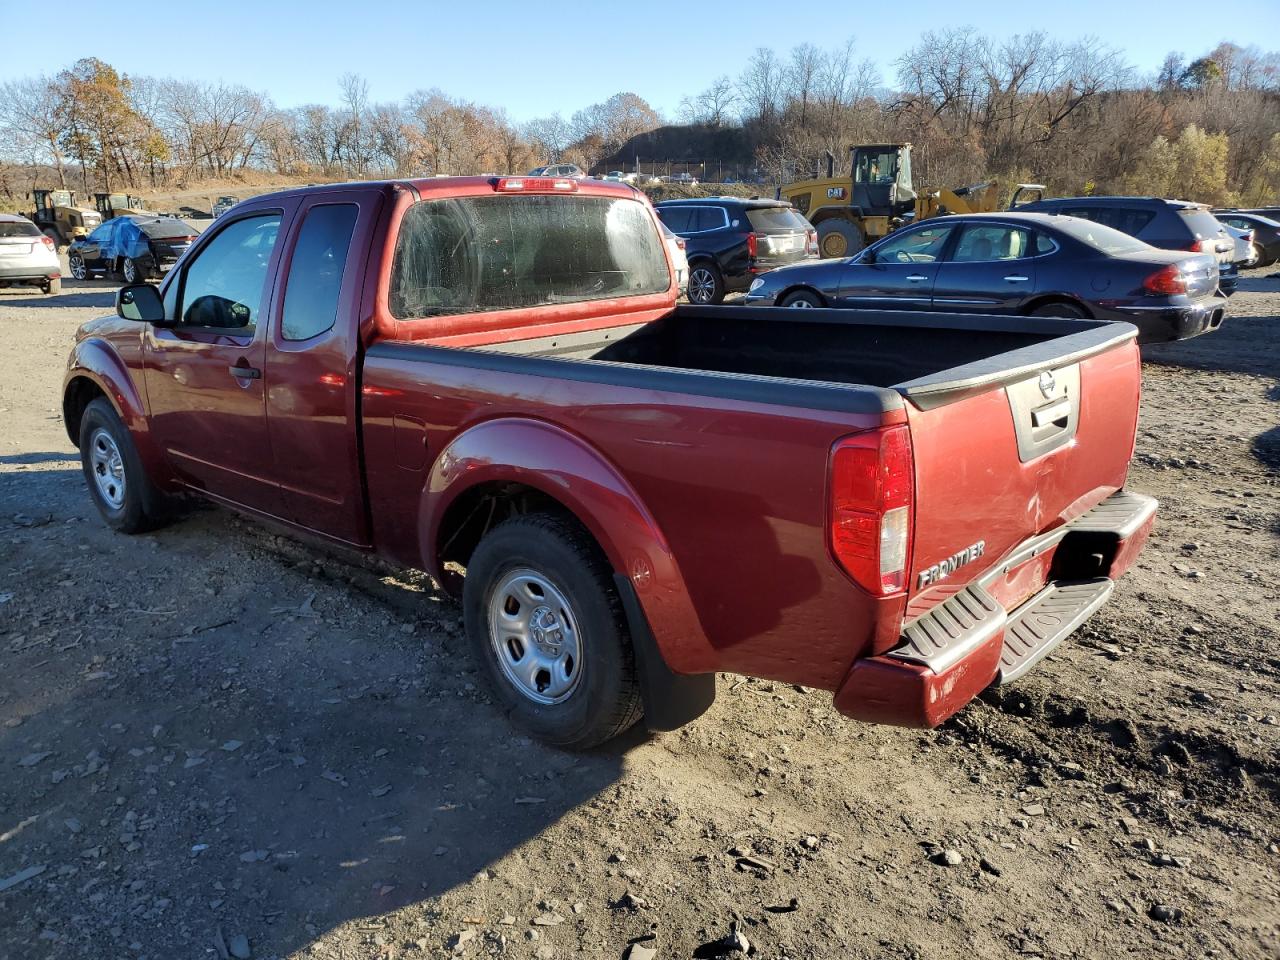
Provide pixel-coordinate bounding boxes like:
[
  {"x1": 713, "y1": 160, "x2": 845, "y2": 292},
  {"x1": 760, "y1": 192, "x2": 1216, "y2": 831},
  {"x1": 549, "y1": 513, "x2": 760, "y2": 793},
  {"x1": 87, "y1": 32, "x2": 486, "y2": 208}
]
[{"x1": 1, "y1": 36, "x2": 1278, "y2": 208}]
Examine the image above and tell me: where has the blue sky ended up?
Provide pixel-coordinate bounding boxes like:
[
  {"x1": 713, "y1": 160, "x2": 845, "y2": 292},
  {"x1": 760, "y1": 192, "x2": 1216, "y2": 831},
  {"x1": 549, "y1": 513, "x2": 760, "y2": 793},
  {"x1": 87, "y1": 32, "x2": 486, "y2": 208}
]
[{"x1": 1, "y1": 0, "x2": 1277, "y2": 122}]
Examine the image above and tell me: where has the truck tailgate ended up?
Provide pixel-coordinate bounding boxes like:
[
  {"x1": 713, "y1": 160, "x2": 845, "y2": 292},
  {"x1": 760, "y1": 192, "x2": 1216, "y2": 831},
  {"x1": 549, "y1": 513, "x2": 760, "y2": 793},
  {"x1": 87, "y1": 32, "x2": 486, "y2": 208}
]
[{"x1": 900, "y1": 330, "x2": 1142, "y2": 618}]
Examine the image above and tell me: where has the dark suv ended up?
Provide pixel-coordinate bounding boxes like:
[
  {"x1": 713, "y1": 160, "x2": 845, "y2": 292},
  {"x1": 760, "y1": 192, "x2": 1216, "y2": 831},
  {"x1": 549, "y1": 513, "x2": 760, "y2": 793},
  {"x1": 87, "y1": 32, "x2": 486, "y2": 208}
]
[
  {"x1": 1012, "y1": 196, "x2": 1238, "y2": 295},
  {"x1": 655, "y1": 198, "x2": 817, "y2": 304}
]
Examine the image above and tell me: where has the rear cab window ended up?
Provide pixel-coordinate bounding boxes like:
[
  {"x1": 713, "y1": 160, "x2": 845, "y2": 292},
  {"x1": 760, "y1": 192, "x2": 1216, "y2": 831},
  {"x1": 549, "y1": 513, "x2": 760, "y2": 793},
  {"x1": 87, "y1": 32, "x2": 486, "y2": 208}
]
[{"x1": 389, "y1": 193, "x2": 669, "y2": 319}]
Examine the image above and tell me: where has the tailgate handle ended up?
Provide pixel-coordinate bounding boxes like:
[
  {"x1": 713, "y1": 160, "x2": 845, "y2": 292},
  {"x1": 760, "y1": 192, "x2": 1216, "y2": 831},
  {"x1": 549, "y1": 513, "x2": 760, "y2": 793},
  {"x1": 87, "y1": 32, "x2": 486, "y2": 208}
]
[{"x1": 1031, "y1": 399, "x2": 1072, "y2": 428}]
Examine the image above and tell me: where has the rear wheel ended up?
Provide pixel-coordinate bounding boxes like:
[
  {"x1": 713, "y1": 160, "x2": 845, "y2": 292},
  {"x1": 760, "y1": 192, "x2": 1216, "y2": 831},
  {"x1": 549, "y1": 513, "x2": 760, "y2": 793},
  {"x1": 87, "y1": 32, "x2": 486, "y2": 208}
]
[
  {"x1": 122, "y1": 257, "x2": 145, "y2": 284},
  {"x1": 780, "y1": 289, "x2": 824, "y2": 309},
  {"x1": 816, "y1": 219, "x2": 864, "y2": 259},
  {"x1": 462, "y1": 513, "x2": 642, "y2": 749},
  {"x1": 1030, "y1": 301, "x2": 1089, "y2": 319},
  {"x1": 1244, "y1": 242, "x2": 1263, "y2": 268},
  {"x1": 687, "y1": 263, "x2": 725, "y2": 305}
]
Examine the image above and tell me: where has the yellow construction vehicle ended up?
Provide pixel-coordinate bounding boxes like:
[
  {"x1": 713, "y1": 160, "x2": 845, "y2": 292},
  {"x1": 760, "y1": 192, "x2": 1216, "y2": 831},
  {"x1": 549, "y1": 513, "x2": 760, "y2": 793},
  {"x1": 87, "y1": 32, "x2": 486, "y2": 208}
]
[
  {"x1": 30, "y1": 189, "x2": 102, "y2": 248},
  {"x1": 94, "y1": 193, "x2": 153, "y2": 220},
  {"x1": 779, "y1": 144, "x2": 1002, "y2": 258}
]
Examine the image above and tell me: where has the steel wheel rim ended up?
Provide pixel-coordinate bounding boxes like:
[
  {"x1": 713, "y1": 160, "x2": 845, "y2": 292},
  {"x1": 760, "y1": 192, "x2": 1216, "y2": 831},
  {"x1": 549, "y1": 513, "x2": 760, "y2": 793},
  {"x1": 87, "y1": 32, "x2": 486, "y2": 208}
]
[
  {"x1": 689, "y1": 268, "x2": 715, "y2": 303},
  {"x1": 487, "y1": 568, "x2": 583, "y2": 705},
  {"x1": 89, "y1": 428, "x2": 126, "y2": 509},
  {"x1": 70, "y1": 256, "x2": 86, "y2": 280},
  {"x1": 821, "y1": 233, "x2": 847, "y2": 258}
]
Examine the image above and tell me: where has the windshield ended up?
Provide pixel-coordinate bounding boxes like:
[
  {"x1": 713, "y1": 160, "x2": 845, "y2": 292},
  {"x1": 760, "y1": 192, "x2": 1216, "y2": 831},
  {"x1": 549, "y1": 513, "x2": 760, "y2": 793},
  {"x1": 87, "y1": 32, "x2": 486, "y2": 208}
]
[
  {"x1": 746, "y1": 207, "x2": 810, "y2": 233},
  {"x1": 390, "y1": 194, "x2": 669, "y2": 318},
  {"x1": 0, "y1": 221, "x2": 41, "y2": 238},
  {"x1": 1050, "y1": 217, "x2": 1150, "y2": 255}
]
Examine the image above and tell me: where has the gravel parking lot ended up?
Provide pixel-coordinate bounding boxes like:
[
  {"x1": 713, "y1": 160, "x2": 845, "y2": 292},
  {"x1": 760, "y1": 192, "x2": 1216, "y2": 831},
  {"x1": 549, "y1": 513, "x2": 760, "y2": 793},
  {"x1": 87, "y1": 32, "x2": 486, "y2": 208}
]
[{"x1": 0, "y1": 270, "x2": 1277, "y2": 959}]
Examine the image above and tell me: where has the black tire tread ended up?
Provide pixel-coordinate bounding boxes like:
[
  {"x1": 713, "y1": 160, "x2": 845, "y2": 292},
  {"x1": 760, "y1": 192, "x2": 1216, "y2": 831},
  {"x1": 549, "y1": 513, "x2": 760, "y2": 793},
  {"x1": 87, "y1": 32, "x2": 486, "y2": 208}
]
[
  {"x1": 465, "y1": 512, "x2": 643, "y2": 748},
  {"x1": 79, "y1": 397, "x2": 163, "y2": 534}
]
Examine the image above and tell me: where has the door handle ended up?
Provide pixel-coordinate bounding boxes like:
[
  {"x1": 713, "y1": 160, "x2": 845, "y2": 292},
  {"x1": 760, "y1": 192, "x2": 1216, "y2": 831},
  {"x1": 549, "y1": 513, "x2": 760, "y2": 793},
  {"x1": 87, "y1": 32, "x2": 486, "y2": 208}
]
[
  {"x1": 228, "y1": 364, "x2": 261, "y2": 380},
  {"x1": 906, "y1": 274, "x2": 927, "y2": 282},
  {"x1": 1004, "y1": 275, "x2": 1029, "y2": 282}
]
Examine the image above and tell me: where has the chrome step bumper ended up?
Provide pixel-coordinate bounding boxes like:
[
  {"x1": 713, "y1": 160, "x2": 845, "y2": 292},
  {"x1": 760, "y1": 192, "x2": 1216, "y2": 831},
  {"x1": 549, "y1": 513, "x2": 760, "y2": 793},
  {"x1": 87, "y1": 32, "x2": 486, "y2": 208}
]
[{"x1": 997, "y1": 578, "x2": 1113, "y2": 683}]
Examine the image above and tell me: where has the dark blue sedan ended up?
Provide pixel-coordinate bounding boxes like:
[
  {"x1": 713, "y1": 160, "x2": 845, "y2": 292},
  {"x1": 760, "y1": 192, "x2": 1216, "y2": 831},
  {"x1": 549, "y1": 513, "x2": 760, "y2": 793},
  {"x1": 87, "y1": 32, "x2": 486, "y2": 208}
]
[{"x1": 742, "y1": 212, "x2": 1227, "y2": 343}]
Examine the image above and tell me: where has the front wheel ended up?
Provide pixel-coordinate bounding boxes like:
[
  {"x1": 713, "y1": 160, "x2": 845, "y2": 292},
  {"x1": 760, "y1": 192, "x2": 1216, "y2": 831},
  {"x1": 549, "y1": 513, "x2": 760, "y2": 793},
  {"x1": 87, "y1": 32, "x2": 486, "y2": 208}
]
[
  {"x1": 816, "y1": 219, "x2": 864, "y2": 259},
  {"x1": 462, "y1": 513, "x2": 642, "y2": 749},
  {"x1": 780, "y1": 289, "x2": 824, "y2": 308},
  {"x1": 79, "y1": 398, "x2": 164, "y2": 534},
  {"x1": 69, "y1": 254, "x2": 87, "y2": 281},
  {"x1": 687, "y1": 263, "x2": 725, "y2": 305}
]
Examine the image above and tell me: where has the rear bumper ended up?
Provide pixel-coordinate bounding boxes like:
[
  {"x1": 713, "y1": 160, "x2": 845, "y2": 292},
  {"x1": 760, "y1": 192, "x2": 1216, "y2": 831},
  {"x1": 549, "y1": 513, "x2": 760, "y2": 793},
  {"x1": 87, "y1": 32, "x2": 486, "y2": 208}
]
[
  {"x1": 0, "y1": 262, "x2": 60, "y2": 282},
  {"x1": 1108, "y1": 296, "x2": 1227, "y2": 343},
  {"x1": 833, "y1": 490, "x2": 1156, "y2": 727}
]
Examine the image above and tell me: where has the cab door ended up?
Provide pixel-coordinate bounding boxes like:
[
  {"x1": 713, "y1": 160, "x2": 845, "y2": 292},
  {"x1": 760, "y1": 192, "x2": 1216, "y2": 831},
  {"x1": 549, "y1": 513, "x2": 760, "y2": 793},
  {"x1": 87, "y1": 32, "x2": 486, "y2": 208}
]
[
  {"x1": 143, "y1": 205, "x2": 294, "y2": 514},
  {"x1": 931, "y1": 222, "x2": 1039, "y2": 313},
  {"x1": 264, "y1": 190, "x2": 381, "y2": 546}
]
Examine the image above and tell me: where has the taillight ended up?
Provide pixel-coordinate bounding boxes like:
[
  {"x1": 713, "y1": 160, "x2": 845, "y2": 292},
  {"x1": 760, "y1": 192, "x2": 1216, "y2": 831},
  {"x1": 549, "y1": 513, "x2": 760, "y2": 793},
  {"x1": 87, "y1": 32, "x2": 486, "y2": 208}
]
[
  {"x1": 40, "y1": 235, "x2": 55, "y2": 251},
  {"x1": 746, "y1": 232, "x2": 758, "y2": 259},
  {"x1": 1188, "y1": 239, "x2": 1217, "y2": 254},
  {"x1": 829, "y1": 425, "x2": 914, "y2": 595},
  {"x1": 806, "y1": 229, "x2": 818, "y2": 255},
  {"x1": 1143, "y1": 263, "x2": 1188, "y2": 296}
]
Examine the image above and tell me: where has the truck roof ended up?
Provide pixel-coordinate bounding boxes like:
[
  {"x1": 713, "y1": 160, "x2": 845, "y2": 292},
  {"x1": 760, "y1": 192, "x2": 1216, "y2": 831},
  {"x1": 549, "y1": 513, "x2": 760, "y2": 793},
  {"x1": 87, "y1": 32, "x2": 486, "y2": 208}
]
[{"x1": 231, "y1": 176, "x2": 645, "y2": 204}]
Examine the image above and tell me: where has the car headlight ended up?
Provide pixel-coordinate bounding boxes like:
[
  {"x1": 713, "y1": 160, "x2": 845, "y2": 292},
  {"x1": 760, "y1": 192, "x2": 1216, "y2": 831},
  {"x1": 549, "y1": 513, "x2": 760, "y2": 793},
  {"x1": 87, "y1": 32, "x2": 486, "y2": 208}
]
[{"x1": 748, "y1": 278, "x2": 764, "y2": 293}]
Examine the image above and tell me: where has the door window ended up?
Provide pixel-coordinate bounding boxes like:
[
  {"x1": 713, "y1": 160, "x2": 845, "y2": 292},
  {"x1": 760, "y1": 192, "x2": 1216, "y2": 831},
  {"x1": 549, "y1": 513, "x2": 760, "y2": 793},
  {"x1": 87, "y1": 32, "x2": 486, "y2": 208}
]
[
  {"x1": 178, "y1": 214, "x2": 281, "y2": 332},
  {"x1": 951, "y1": 225, "x2": 1032, "y2": 262},
  {"x1": 875, "y1": 224, "x2": 953, "y2": 263},
  {"x1": 656, "y1": 207, "x2": 691, "y2": 234},
  {"x1": 281, "y1": 204, "x2": 359, "y2": 341},
  {"x1": 693, "y1": 207, "x2": 726, "y2": 232}
]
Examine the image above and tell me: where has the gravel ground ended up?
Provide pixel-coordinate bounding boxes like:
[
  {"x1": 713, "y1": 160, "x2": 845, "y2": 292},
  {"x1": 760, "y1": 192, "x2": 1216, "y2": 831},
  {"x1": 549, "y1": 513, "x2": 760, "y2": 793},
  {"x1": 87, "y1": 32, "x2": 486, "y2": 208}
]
[{"x1": 0, "y1": 269, "x2": 1277, "y2": 960}]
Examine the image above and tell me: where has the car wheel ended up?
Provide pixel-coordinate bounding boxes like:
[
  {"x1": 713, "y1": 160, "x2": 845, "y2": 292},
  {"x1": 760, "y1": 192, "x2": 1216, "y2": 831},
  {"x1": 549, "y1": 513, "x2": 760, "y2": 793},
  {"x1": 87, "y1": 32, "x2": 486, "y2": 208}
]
[
  {"x1": 1030, "y1": 301, "x2": 1089, "y2": 319},
  {"x1": 69, "y1": 254, "x2": 87, "y2": 281},
  {"x1": 1244, "y1": 243, "x2": 1262, "y2": 268},
  {"x1": 816, "y1": 220, "x2": 864, "y2": 259},
  {"x1": 687, "y1": 263, "x2": 724, "y2": 305},
  {"x1": 122, "y1": 257, "x2": 143, "y2": 284},
  {"x1": 780, "y1": 290, "x2": 824, "y2": 308},
  {"x1": 462, "y1": 513, "x2": 643, "y2": 749},
  {"x1": 79, "y1": 398, "x2": 164, "y2": 534}
]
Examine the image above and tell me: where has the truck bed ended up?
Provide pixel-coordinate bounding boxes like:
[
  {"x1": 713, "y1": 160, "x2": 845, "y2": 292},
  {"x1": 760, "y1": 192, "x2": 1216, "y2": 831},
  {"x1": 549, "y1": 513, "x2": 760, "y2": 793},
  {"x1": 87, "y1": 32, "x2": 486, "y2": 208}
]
[{"x1": 466, "y1": 305, "x2": 1135, "y2": 410}]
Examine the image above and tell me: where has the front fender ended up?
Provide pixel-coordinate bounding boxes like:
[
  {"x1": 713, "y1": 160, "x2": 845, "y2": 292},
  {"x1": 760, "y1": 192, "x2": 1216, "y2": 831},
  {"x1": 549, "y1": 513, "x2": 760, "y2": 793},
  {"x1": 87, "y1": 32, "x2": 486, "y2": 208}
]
[
  {"x1": 421, "y1": 417, "x2": 715, "y2": 676},
  {"x1": 63, "y1": 338, "x2": 174, "y2": 490}
]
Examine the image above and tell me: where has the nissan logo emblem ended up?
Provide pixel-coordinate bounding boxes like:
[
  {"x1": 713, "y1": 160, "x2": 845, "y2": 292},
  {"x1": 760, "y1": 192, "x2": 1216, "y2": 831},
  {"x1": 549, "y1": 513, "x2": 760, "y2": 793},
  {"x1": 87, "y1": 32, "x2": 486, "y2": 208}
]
[{"x1": 1038, "y1": 370, "x2": 1056, "y2": 399}]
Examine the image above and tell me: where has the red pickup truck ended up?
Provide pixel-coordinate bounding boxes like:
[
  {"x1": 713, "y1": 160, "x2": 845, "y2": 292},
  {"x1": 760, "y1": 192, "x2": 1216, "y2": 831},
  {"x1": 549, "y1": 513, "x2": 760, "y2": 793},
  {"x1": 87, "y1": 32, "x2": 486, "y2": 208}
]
[{"x1": 63, "y1": 176, "x2": 1156, "y2": 748}]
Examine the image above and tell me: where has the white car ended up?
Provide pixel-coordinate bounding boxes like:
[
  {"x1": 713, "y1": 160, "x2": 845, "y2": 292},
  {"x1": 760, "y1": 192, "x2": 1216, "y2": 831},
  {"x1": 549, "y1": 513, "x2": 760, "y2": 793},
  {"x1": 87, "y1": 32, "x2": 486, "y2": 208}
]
[
  {"x1": 660, "y1": 221, "x2": 688, "y2": 296},
  {"x1": 0, "y1": 214, "x2": 62, "y2": 294},
  {"x1": 1221, "y1": 222, "x2": 1255, "y2": 268}
]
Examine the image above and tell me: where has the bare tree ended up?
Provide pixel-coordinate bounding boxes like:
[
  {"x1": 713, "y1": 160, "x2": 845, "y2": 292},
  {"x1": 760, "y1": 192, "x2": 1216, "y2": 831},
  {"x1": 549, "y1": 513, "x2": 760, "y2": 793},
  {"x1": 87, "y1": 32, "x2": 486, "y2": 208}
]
[{"x1": 0, "y1": 76, "x2": 68, "y2": 187}]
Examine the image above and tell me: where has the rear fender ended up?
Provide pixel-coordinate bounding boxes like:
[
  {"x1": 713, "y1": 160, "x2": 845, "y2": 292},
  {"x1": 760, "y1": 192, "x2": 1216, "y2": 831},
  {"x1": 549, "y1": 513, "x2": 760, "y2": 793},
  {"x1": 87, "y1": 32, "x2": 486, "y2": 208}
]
[
  {"x1": 63, "y1": 338, "x2": 174, "y2": 491},
  {"x1": 421, "y1": 417, "x2": 715, "y2": 681}
]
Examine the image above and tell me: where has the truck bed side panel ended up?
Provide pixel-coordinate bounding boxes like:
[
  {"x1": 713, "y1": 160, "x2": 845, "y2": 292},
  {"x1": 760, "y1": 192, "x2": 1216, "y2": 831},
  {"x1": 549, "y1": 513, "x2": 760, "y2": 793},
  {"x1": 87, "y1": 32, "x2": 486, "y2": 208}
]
[{"x1": 361, "y1": 348, "x2": 901, "y2": 689}]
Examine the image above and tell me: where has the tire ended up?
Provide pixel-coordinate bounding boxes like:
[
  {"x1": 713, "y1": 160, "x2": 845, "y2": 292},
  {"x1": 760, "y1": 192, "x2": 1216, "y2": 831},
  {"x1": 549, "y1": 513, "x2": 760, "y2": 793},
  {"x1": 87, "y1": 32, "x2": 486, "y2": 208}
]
[
  {"x1": 1030, "y1": 301, "x2": 1089, "y2": 319},
  {"x1": 816, "y1": 219, "x2": 864, "y2": 259},
  {"x1": 79, "y1": 398, "x2": 163, "y2": 534},
  {"x1": 45, "y1": 278, "x2": 61, "y2": 296},
  {"x1": 780, "y1": 289, "x2": 824, "y2": 309},
  {"x1": 687, "y1": 262, "x2": 725, "y2": 305},
  {"x1": 69, "y1": 254, "x2": 87, "y2": 281},
  {"x1": 1244, "y1": 243, "x2": 1262, "y2": 269},
  {"x1": 462, "y1": 513, "x2": 643, "y2": 749},
  {"x1": 122, "y1": 257, "x2": 143, "y2": 284}
]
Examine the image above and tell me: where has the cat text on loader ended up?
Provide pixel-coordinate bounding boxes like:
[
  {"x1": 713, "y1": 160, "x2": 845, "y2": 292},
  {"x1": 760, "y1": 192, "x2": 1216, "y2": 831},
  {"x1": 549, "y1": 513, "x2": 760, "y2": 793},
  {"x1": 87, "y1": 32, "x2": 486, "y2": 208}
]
[{"x1": 779, "y1": 144, "x2": 1002, "y2": 258}]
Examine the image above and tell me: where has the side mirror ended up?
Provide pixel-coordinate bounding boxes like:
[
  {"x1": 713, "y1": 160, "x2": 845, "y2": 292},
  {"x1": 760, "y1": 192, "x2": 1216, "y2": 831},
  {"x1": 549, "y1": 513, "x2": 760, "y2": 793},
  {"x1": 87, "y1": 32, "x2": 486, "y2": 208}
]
[{"x1": 116, "y1": 283, "x2": 166, "y2": 323}]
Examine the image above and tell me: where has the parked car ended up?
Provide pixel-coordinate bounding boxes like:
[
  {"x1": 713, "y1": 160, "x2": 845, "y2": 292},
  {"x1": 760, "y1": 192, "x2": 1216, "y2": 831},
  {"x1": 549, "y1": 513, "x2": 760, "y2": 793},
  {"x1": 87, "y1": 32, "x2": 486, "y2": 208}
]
[
  {"x1": 1213, "y1": 210, "x2": 1280, "y2": 267},
  {"x1": 528, "y1": 164, "x2": 584, "y2": 178},
  {"x1": 64, "y1": 176, "x2": 1155, "y2": 749},
  {"x1": 655, "y1": 197, "x2": 818, "y2": 304},
  {"x1": 742, "y1": 212, "x2": 1226, "y2": 344},
  {"x1": 669, "y1": 172, "x2": 699, "y2": 185},
  {"x1": 603, "y1": 171, "x2": 638, "y2": 184},
  {"x1": 660, "y1": 221, "x2": 689, "y2": 295},
  {"x1": 211, "y1": 196, "x2": 238, "y2": 218},
  {"x1": 68, "y1": 216, "x2": 199, "y2": 283},
  {"x1": 0, "y1": 213, "x2": 62, "y2": 294},
  {"x1": 1013, "y1": 196, "x2": 1238, "y2": 295},
  {"x1": 1220, "y1": 222, "x2": 1255, "y2": 270}
]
